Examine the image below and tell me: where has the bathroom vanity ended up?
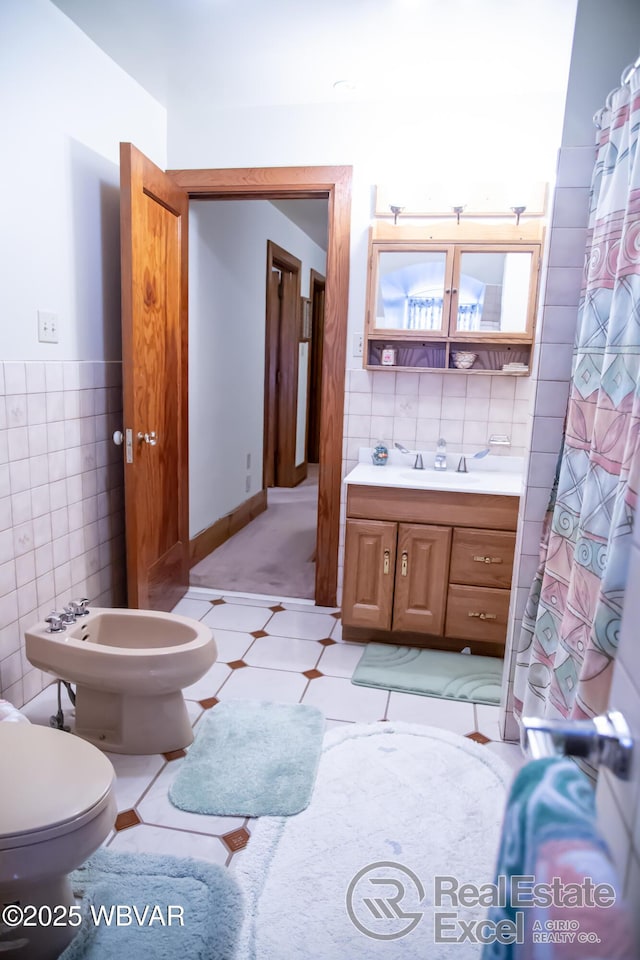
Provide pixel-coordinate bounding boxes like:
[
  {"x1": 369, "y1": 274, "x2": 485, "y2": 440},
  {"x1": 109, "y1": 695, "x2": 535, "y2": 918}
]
[{"x1": 342, "y1": 459, "x2": 522, "y2": 657}]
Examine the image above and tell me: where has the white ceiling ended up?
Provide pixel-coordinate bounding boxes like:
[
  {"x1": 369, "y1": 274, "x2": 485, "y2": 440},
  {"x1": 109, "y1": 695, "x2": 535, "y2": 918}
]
[
  {"x1": 52, "y1": 0, "x2": 578, "y2": 110},
  {"x1": 50, "y1": 0, "x2": 579, "y2": 249}
]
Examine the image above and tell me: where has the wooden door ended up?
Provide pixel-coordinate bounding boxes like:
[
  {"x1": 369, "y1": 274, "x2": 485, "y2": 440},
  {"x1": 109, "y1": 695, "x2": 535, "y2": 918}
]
[
  {"x1": 264, "y1": 241, "x2": 304, "y2": 488},
  {"x1": 392, "y1": 523, "x2": 451, "y2": 635},
  {"x1": 341, "y1": 519, "x2": 397, "y2": 630},
  {"x1": 120, "y1": 143, "x2": 189, "y2": 610}
]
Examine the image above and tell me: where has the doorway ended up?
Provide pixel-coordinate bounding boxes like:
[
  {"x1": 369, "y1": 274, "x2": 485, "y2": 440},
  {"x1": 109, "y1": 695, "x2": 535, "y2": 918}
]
[
  {"x1": 122, "y1": 158, "x2": 351, "y2": 609},
  {"x1": 178, "y1": 171, "x2": 348, "y2": 605}
]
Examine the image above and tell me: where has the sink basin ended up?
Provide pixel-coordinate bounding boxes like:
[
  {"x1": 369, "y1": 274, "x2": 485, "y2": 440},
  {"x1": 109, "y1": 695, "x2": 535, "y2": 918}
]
[{"x1": 399, "y1": 470, "x2": 482, "y2": 486}]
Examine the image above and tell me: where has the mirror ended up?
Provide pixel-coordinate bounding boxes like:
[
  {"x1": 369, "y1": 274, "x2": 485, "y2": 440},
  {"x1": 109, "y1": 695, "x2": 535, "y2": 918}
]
[
  {"x1": 455, "y1": 251, "x2": 533, "y2": 334},
  {"x1": 374, "y1": 250, "x2": 449, "y2": 332},
  {"x1": 372, "y1": 246, "x2": 535, "y2": 336}
]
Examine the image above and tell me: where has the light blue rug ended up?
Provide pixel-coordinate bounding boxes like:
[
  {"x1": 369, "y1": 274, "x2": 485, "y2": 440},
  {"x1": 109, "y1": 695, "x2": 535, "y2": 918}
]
[
  {"x1": 169, "y1": 700, "x2": 325, "y2": 817},
  {"x1": 352, "y1": 643, "x2": 503, "y2": 705},
  {"x1": 59, "y1": 849, "x2": 242, "y2": 959}
]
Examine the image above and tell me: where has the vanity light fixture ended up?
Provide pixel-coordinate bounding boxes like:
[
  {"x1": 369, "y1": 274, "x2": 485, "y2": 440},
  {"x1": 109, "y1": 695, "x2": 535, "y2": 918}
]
[
  {"x1": 510, "y1": 205, "x2": 527, "y2": 225},
  {"x1": 389, "y1": 204, "x2": 405, "y2": 225},
  {"x1": 452, "y1": 205, "x2": 465, "y2": 225}
]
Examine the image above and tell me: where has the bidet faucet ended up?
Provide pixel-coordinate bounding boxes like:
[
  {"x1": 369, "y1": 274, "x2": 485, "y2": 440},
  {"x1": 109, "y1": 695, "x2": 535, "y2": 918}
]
[
  {"x1": 68, "y1": 598, "x2": 90, "y2": 617},
  {"x1": 434, "y1": 438, "x2": 447, "y2": 471},
  {"x1": 45, "y1": 612, "x2": 66, "y2": 633}
]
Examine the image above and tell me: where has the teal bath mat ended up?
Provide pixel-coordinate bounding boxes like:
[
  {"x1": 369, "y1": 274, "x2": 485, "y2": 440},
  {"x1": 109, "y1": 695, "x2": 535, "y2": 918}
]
[
  {"x1": 60, "y1": 849, "x2": 241, "y2": 959},
  {"x1": 351, "y1": 643, "x2": 503, "y2": 705},
  {"x1": 169, "y1": 700, "x2": 325, "y2": 817}
]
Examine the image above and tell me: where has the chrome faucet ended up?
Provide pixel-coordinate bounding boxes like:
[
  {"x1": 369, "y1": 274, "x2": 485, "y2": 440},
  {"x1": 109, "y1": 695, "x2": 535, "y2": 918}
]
[
  {"x1": 394, "y1": 442, "x2": 424, "y2": 470},
  {"x1": 457, "y1": 448, "x2": 490, "y2": 473},
  {"x1": 434, "y1": 438, "x2": 447, "y2": 471},
  {"x1": 45, "y1": 612, "x2": 66, "y2": 633},
  {"x1": 67, "y1": 598, "x2": 90, "y2": 617}
]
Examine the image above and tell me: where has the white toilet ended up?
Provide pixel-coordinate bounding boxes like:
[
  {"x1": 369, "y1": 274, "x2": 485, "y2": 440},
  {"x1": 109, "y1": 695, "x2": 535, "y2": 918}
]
[
  {"x1": 0, "y1": 723, "x2": 116, "y2": 959},
  {"x1": 25, "y1": 607, "x2": 217, "y2": 755}
]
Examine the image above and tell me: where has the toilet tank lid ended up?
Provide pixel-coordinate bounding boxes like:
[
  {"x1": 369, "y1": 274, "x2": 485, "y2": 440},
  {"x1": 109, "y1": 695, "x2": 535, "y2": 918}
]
[{"x1": 0, "y1": 725, "x2": 115, "y2": 839}]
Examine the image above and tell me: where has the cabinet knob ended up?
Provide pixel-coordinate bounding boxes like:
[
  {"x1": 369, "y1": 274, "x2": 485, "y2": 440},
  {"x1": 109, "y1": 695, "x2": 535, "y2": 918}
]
[
  {"x1": 468, "y1": 611, "x2": 497, "y2": 620},
  {"x1": 383, "y1": 549, "x2": 390, "y2": 575},
  {"x1": 401, "y1": 551, "x2": 408, "y2": 577},
  {"x1": 473, "y1": 555, "x2": 503, "y2": 564}
]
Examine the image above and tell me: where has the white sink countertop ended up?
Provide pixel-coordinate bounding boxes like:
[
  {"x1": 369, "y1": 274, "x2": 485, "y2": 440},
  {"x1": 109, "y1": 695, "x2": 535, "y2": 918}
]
[{"x1": 344, "y1": 448, "x2": 524, "y2": 497}]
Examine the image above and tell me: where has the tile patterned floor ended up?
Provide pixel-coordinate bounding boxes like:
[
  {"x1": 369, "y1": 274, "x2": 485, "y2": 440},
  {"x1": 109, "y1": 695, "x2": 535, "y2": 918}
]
[{"x1": 20, "y1": 588, "x2": 524, "y2": 869}]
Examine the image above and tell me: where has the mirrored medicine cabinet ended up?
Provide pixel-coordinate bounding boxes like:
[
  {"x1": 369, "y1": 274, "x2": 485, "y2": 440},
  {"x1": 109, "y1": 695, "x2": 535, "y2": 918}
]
[{"x1": 365, "y1": 221, "x2": 544, "y2": 375}]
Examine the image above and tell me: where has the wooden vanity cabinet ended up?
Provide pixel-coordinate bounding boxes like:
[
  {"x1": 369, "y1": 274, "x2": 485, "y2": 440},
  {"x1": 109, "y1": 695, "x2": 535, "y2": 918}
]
[
  {"x1": 342, "y1": 484, "x2": 519, "y2": 656},
  {"x1": 342, "y1": 519, "x2": 451, "y2": 636}
]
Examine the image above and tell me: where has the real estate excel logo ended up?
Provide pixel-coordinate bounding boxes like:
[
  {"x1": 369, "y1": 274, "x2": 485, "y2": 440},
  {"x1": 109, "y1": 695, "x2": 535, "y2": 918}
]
[
  {"x1": 345, "y1": 861, "x2": 425, "y2": 941},
  {"x1": 346, "y1": 864, "x2": 616, "y2": 946}
]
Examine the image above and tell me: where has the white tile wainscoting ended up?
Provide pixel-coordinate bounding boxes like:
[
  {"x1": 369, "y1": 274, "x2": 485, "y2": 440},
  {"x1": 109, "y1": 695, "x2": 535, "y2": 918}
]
[{"x1": 0, "y1": 361, "x2": 126, "y2": 707}]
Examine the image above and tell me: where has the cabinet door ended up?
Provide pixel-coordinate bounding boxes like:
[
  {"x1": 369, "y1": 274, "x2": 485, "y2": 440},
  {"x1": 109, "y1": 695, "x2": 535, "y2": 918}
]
[
  {"x1": 342, "y1": 519, "x2": 397, "y2": 630},
  {"x1": 392, "y1": 523, "x2": 451, "y2": 635},
  {"x1": 369, "y1": 244, "x2": 456, "y2": 336},
  {"x1": 450, "y1": 245, "x2": 540, "y2": 339}
]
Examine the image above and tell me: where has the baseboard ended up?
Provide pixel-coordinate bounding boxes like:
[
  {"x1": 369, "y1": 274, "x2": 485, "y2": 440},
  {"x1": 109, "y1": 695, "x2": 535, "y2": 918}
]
[{"x1": 189, "y1": 489, "x2": 268, "y2": 567}]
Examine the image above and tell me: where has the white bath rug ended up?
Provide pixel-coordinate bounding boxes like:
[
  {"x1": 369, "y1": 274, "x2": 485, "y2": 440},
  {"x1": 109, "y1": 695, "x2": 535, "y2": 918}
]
[{"x1": 235, "y1": 721, "x2": 512, "y2": 959}]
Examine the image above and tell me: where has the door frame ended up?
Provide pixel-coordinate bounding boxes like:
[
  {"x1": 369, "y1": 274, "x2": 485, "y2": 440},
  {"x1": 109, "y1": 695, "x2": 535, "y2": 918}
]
[{"x1": 168, "y1": 165, "x2": 352, "y2": 607}]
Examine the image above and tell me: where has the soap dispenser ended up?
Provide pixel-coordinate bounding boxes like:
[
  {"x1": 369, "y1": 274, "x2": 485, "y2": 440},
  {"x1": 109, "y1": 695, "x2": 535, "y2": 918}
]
[{"x1": 372, "y1": 441, "x2": 389, "y2": 466}]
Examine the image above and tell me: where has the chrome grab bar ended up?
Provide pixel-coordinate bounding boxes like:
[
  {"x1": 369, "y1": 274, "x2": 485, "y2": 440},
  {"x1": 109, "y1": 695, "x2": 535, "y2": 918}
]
[{"x1": 521, "y1": 710, "x2": 633, "y2": 781}]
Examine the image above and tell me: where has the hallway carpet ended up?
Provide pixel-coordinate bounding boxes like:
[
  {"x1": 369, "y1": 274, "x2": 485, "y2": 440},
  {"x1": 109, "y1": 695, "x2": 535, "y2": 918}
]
[{"x1": 190, "y1": 470, "x2": 318, "y2": 598}]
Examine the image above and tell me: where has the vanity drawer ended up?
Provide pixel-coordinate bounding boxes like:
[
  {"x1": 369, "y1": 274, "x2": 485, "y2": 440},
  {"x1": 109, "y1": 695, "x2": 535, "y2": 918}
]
[
  {"x1": 449, "y1": 528, "x2": 516, "y2": 589},
  {"x1": 444, "y1": 584, "x2": 510, "y2": 646}
]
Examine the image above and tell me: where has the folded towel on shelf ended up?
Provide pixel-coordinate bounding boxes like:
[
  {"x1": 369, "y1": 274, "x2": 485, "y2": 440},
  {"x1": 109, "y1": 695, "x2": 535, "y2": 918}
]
[{"x1": 481, "y1": 757, "x2": 635, "y2": 960}]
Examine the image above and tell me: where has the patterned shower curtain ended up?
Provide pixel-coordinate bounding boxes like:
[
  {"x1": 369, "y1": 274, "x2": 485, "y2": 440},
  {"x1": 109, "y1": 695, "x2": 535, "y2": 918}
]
[{"x1": 514, "y1": 69, "x2": 640, "y2": 731}]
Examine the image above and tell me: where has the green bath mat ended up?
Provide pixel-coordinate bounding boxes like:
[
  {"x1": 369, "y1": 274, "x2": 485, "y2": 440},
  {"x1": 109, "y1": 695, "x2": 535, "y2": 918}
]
[
  {"x1": 169, "y1": 700, "x2": 325, "y2": 817},
  {"x1": 351, "y1": 643, "x2": 503, "y2": 705},
  {"x1": 60, "y1": 849, "x2": 241, "y2": 959}
]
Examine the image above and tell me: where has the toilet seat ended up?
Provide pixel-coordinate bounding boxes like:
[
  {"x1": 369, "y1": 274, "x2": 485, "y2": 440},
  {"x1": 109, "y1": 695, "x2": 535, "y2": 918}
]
[{"x1": 0, "y1": 725, "x2": 115, "y2": 849}]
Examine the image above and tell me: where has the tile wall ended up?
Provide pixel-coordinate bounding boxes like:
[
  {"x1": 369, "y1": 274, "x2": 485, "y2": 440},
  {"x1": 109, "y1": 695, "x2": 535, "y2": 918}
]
[
  {"x1": 500, "y1": 146, "x2": 592, "y2": 741},
  {"x1": 596, "y1": 527, "x2": 640, "y2": 937},
  {"x1": 0, "y1": 361, "x2": 126, "y2": 708}
]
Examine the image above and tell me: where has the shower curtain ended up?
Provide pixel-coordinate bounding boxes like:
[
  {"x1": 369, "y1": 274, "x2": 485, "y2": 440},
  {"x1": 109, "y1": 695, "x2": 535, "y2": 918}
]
[{"x1": 514, "y1": 67, "x2": 640, "y2": 730}]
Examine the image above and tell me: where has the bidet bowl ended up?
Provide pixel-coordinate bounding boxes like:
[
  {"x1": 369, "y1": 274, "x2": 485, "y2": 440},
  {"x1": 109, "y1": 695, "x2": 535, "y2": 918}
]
[
  {"x1": 25, "y1": 608, "x2": 217, "y2": 754},
  {"x1": 25, "y1": 608, "x2": 216, "y2": 695}
]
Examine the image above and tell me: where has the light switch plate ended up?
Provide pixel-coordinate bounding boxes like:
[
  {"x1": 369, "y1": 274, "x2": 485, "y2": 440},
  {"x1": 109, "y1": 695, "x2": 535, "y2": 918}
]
[
  {"x1": 353, "y1": 333, "x2": 363, "y2": 357},
  {"x1": 38, "y1": 310, "x2": 59, "y2": 344}
]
